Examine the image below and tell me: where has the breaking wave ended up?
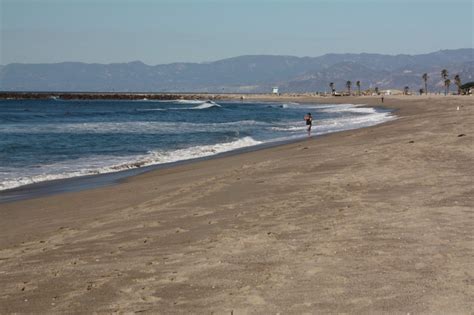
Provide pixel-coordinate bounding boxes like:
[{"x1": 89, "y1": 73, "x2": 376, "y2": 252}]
[
  {"x1": 0, "y1": 100, "x2": 395, "y2": 192},
  {"x1": 0, "y1": 136, "x2": 262, "y2": 191}
]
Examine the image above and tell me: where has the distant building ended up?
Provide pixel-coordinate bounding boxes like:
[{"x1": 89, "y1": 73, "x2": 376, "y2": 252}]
[
  {"x1": 460, "y1": 82, "x2": 474, "y2": 95},
  {"x1": 272, "y1": 87, "x2": 279, "y2": 94},
  {"x1": 382, "y1": 89, "x2": 403, "y2": 95}
]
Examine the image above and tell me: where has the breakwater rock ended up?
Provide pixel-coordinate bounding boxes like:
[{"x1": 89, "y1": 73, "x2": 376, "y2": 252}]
[{"x1": 0, "y1": 92, "x2": 232, "y2": 101}]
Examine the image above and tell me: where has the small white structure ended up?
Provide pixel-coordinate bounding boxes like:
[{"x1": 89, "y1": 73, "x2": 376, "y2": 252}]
[
  {"x1": 382, "y1": 89, "x2": 403, "y2": 95},
  {"x1": 272, "y1": 87, "x2": 279, "y2": 94}
]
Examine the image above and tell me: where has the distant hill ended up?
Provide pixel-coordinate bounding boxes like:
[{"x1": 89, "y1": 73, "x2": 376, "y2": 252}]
[{"x1": 1, "y1": 49, "x2": 472, "y2": 93}]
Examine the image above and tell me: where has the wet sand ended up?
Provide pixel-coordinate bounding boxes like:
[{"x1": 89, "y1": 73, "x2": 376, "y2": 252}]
[{"x1": 0, "y1": 95, "x2": 473, "y2": 313}]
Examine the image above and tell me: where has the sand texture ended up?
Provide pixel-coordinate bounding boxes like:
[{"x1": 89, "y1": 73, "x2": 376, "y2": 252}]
[{"x1": 0, "y1": 95, "x2": 473, "y2": 313}]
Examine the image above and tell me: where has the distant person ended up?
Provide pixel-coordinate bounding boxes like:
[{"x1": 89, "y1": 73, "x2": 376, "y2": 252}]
[
  {"x1": 381, "y1": 96, "x2": 384, "y2": 103},
  {"x1": 304, "y1": 112, "x2": 312, "y2": 136}
]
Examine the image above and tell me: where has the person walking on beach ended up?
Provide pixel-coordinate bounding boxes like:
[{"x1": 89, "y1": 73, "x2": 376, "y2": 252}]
[{"x1": 304, "y1": 112, "x2": 312, "y2": 136}]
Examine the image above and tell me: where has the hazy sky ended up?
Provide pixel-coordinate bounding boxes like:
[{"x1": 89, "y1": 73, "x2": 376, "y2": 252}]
[{"x1": 1, "y1": 0, "x2": 473, "y2": 65}]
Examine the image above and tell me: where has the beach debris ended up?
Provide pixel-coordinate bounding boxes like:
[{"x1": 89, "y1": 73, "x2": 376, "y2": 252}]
[
  {"x1": 86, "y1": 282, "x2": 95, "y2": 291},
  {"x1": 408, "y1": 140, "x2": 415, "y2": 143},
  {"x1": 458, "y1": 134, "x2": 465, "y2": 137}
]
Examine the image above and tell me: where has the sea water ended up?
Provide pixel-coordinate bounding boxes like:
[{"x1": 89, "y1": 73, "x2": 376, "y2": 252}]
[{"x1": 0, "y1": 99, "x2": 394, "y2": 191}]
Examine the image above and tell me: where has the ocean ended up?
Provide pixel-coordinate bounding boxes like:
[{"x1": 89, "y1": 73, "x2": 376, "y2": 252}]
[{"x1": 0, "y1": 98, "x2": 394, "y2": 191}]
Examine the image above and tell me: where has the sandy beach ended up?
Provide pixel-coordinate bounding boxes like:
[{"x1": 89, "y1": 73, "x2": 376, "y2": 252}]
[{"x1": 0, "y1": 95, "x2": 472, "y2": 313}]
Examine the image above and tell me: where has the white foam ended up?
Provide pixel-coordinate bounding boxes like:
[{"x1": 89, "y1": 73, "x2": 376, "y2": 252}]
[
  {"x1": 280, "y1": 102, "x2": 300, "y2": 108},
  {"x1": 0, "y1": 120, "x2": 265, "y2": 134},
  {"x1": 168, "y1": 101, "x2": 222, "y2": 110},
  {"x1": 175, "y1": 99, "x2": 208, "y2": 104},
  {"x1": 319, "y1": 104, "x2": 378, "y2": 114},
  {"x1": 271, "y1": 125, "x2": 306, "y2": 131},
  {"x1": 149, "y1": 136, "x2": 260, "y2": 163},
  {"x1": 270, "y1": 104, "x2": 395, "y2": 134},
  {"x1": 0, "y1": 136, "x2": 262, "y2": 191},
  {"x1": 136, "y1": 108, "x2": 166, "y2": 111},
  {"x1": 0, "y1": 103, "x2": 396, "y2": 192},
  {"x1": 315, "y1": 111, "x2": 395, "y2": 132},
  {"x1": 193, "y1": 102, "x2": 221, "y2": 109}
]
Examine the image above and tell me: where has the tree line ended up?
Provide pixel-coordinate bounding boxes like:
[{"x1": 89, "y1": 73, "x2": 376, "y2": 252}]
[
  {"x1": 328, "y1": 70, "x2": 465, "y2": 96},
  {"x1": 426, "y1": 69, "x2": 463, "y2": 96}
]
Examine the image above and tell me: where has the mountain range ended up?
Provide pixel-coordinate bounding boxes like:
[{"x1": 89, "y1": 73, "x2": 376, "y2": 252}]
[{"x1": 0, "y1": 49, "x2": 472, "y2": 93}]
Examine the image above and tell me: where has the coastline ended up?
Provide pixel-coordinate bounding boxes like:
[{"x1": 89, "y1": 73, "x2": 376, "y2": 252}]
[
  {"x1": 0, "y1": 135, "x2": 314, "y2": 203},
  {"x1": 0, "y1": 95, "x2": 472, "y2": 313},
  {"x1": 0, "y1": 99, "x2": 393, "y2": 203}
]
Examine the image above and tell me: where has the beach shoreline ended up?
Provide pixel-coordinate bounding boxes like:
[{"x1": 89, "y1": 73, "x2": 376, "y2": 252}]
[
  {"x1": 0, "y1": 95, "x2": 472, "y2": 313},
  {"x1": 0, "y1": 98, "x2": 393, "y2": 203}
]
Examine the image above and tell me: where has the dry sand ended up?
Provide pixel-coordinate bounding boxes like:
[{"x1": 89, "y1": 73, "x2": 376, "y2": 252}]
[{"x1": 0, "y1": 95, "x2": 473, "y2": 314}]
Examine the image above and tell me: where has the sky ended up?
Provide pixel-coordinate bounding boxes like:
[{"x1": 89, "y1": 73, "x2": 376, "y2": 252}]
[{"x1": 1, "y1": 0, "x2": 473, "y2": 65}]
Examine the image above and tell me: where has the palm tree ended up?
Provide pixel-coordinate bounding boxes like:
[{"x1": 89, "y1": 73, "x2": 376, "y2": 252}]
[
  {"x1": 422, "y1": 73, "x2": 428, "y2": 95},
  {"x1": 346, "y1": 81, "x2": 352, "y2": 95},
  {"x1": 329, "y1": 82, "x2": 335, "y2": 95},
  {"x1": 375, "y1": 87, "x2": 379, "y2": 95},
  {"x1": 441, "y1": 69, "x2": 448, "y2": 80},
  {"x1": 404, "y1": 86, "x2": 409, "y2": 95},
  {"x1": 454, "y1": 74, "x2": 462, "y2": 94},
  {"x1": 444, "y1": 79, "x2": 451, "y2": 95},
  {"x1": 356, "y1": 80, "x2": 361, "y2": 96}
]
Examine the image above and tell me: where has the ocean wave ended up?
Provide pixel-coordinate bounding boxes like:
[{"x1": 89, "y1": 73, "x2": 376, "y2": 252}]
[
  {"x1": 318, "y1": 104, "x2": 377, "y2": 114},
  {"x1": 280, "y1": 102, "x2": 301, "y2": 108},
  {"x1": 136, "y1": 108, "x2": 167, "y2": 111},
  {"x1": 0, "y1": 136, "x2": 262, "y2": 191},
  {"x1": 312, "y1": 110, "x2": 395, "y2": 135},
  {"x1": 270, "y1": 125, "x2": 306, "y2": 131},
  {"x1": 174, "y1": 99, "x2": 207, "y2": 104},
  {"x1": 0, "y1": 102, "x2": 396, "y2": 192},
  {"x1": 280, "y1": 110, "x2": 394, "y2": 132},
  {"x1": 170, "y1": 101, "x2": 222, "y2": 110},
  {"x1": 0, "y1": 120, "x2": 266, "y2": 134},
  {"x1": 192, "y1": 102, "x2": 221, "y2": 109},
  {"x1": 136, "y1": 102, "x2": 221, "y2": 112}
]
